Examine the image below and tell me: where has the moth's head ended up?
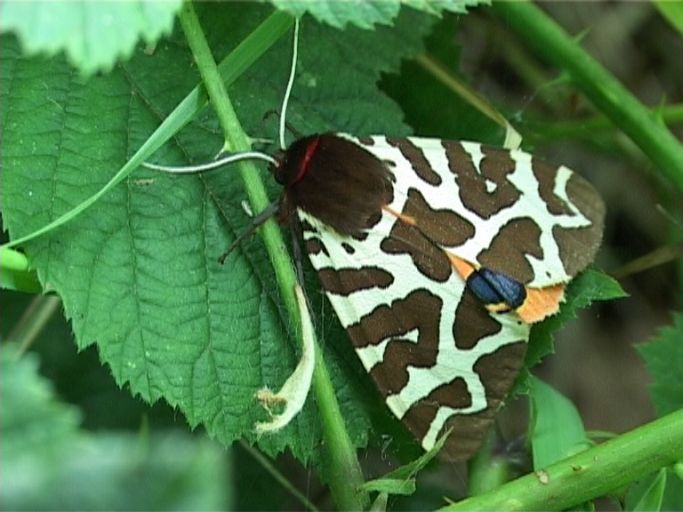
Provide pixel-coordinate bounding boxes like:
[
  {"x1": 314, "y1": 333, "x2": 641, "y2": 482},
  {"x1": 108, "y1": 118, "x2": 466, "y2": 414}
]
[{"x1": 271, "y1": 135, "x2": 322, "y2": 187}]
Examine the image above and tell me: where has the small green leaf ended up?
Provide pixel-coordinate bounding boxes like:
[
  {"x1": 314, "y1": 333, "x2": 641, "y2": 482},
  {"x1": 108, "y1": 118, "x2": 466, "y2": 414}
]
[
  {"x1": 0, "y1": 248, "x2": 41, "y2": 293},
  {"x1": 468, "y1": 455, "x2": 512, "y2": 495},
  {"x1": 402, "y1": 0, "x2": 489, "y2": 16},
  {"x1": 525, "y1": 268, "x2": 626, "y2": 370},
  {"x1": 269, "y1": 0, "x2": 486, "y2": 29},
  {"x1": 361, "y1": 429, "x2": 450, "y2": 499},
  {"x1": 626, "y1": 469, "x2": 667, "y2": 512},
  {"x1": 529, "y1": 375, "x2": 588, "y2": 469},
  {"x1": 661, "y1": 466, "x2": 683, "y2": 510},
  {"x1": 271, "y1": 0, "x2": 399, "y2": 28},
  {"x1": 636, "y1": 312, "x2": 683, "y2": 416},
  {"x1": 675, "y1": 462, "x2": 683, "y2": 482},
  {"x1": 0, "y1": 0, "x2": 181, "y2": 74}
]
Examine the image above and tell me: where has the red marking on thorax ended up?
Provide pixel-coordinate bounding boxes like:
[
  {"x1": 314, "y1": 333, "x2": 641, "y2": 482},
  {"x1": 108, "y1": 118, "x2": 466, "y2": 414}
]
[{"x1": 291, "y1": 136, "x2": 321, "y2": 187}]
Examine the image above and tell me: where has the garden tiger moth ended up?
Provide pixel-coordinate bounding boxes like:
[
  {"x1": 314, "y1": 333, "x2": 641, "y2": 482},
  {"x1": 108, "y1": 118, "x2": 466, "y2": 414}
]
[{"x1": 146, "y1": 18, "x2": 605, "y2": 461}]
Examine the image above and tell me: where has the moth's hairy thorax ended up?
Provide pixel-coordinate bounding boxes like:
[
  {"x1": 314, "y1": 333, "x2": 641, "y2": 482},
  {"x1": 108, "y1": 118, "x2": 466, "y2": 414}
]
[{"x1": 277, "y1": 134, "x2": 394, "y2": 237}]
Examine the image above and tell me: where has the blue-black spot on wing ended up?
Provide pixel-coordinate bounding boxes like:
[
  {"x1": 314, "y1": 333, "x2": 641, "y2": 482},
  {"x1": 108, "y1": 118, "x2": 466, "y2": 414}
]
[{"x1": 467, "y1": 268, "x2": 527, "y2": 310}]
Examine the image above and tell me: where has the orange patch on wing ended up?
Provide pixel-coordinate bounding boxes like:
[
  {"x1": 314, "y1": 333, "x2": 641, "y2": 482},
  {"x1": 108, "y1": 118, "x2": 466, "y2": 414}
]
[
  {"x1": 517, "y1": 284, "x2": 565, "y2": 324},
  {"x1": 382, "y1": 205, "x2": 417, "y2": 226},
  {"x1": 444, "y1": 250, "x2": 565, "y2": 325},
  {"x1": 446, "y1": 252, "x2": 476, "y2": 280}
]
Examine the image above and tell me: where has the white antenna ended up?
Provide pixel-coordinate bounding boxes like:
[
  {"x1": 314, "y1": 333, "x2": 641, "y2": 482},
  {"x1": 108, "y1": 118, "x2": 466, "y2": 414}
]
[
  {"x1": 142, "y1": 17, "x2": 301, "y2": 175},
  {"x1": 143, "y1": 151, "x2": 277, "y2": 174},
  {"x1": 279, "y1": 17, "x2": 300, "y2": 151}
]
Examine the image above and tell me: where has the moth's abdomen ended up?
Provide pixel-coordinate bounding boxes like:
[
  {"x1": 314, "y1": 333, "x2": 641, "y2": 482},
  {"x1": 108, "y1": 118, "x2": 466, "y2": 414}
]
[{"x1": 280, "y1": 134, "x2": 394, "y2": 237}]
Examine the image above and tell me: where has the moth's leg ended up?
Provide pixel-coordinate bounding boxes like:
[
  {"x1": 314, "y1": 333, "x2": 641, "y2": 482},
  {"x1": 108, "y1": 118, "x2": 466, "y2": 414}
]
[
  {"x1": 218, "y1": 200, "x2": 280, "y2": 264},
  {"x1": 288, "y1": 214, "x2": 307, "y2": 288}
]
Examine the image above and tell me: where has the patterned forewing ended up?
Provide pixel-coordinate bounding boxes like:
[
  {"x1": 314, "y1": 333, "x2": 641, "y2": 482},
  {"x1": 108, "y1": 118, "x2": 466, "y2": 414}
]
[
  {"x1": 298, "y1": 134, "x2": 602, "y2": 460},
  {"x1": 299, "y1": 204, "x2": 530, "y2": 461},
  {"x1": 346, "y1": 135, "x2": 605, "y2": 289}
]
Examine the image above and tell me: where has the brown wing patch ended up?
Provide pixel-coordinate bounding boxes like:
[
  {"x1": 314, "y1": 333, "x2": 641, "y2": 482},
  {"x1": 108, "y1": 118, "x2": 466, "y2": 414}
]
[
  {"x1": 305, "y1": 237, "x2": 328, "y2": 257},
  {"x1": 345, "y1": 289, "x2": 442, "y2": 395},
  {"x1": 532, "y1": 158, "x2": 574, "y2": 215},
  {"x1": 426, "y1": 378, "x2": 472, "y2": 409},
  {"x1": 443, "y1": 141, "x2": 521, "y2": 219},
  {"x1": 400, "y1": 378, "x2": 472, "y2": 445},
  {"x1": 380, "y1": 219, "x2": 453, "y2": 282},
  {"x1": 452, "y1": 287, "x2": 503, "y2": 349},
  {"x1": 400, "y1": 188, "x2": 475, "y2": 246},
  {"x1": 317, "y1": 267, "x2": 394, "y2": 295},
  {"x1": 387, "y1": 137, "x2": 442, "y2": 186},
  {"x1": 554, "y1": 173, "x2": 605, "y2": 277},
  {"x1": 478, "y1": 217, "x2": 543, "y2": 284},
  {"x1": 474, "y1": 341, "x2": 527, "y2": 400},
  {"x1": 380, "y1": 187, "x2": 476, "y2": 282},
  {"x1": 439, "y1": 341, "x2": 527, "y2": 461}
]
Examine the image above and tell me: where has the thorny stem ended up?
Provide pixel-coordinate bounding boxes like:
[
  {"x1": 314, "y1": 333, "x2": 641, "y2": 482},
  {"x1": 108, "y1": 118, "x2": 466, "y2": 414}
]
[
  {"x1": 492, "y1": 1, "x2": 683, "y2": 192},
  {"x1": 442, "y1": 409, "x2": 683, "y2": 511},
  {"x1": 177, "y1": 4, "x2": 368, "y2": 510}
]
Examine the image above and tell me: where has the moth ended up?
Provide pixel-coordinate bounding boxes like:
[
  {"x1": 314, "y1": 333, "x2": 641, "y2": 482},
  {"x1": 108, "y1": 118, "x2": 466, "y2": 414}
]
[
  {"x1": 149, "y1": 19, "x2": 604, "y2": 461},
  {"x1": 274, "y1": 133, "x2": 603, "y2": 460}
]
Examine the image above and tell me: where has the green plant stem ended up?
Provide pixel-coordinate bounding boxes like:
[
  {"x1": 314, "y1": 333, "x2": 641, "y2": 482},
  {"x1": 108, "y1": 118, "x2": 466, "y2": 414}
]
[
  {"x1": 240, "y1": 441, "x2": 320, "y2": 512},
  {"x1": 491, "y1": 1, "x2": 683, "y2": 193},
  {"x1": 8, "y1": 295, "x2": 61, "y2": 356},
  {"x1": 177, "y1": 4, "x2": 367, "y2": 510},
  {"x1": 441, "y1": 409, "x2": 683, "y2": 511}
]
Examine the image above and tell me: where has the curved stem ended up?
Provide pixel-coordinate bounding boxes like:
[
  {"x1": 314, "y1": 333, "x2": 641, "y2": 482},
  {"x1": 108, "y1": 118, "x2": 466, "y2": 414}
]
[{"x1": 177, "y1": 4, "x2": 367, "y2": 510}]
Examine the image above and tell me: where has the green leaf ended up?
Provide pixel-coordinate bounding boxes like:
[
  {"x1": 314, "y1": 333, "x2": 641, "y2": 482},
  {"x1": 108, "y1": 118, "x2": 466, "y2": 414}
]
[
  {"x1": 269, "y1": 0, "x2": 486, "y2": 29},
  {"x1": 636, "y1": 312, "x2": 683, "y2": 417},
  {"x1": 402, "y1": 0, "x2": 489, "y2": 16},
  {"x1": 1, "y1": 343, "x2": 231, "y2": 510},
  {"x1": 626, "y1": 469, "x2": 668, "y2": 512},
  {"x1": 271, "y1": 0, "x2": 400, "y2": 28},
  {"x1": 360, "y1": 429, "x2": 449, "y2": 504},
  {"x1": 0, "y1": 0, "x2": 181, "y2": 74},
  {"x1": 654, "y1": 0, "x2": 683, "y2": 38},
  {"x1": 529, "y1": 376, "x2": 588, "y2": 470},
  {"x1": 1, "y1": 4, "x2": 435, "y2": 465},
  {"x1": 662, "y1": 466, "x2": 683, "y2": 510},
  {"x1": 633, "y1": 469, "x2": 667, "y2": 512},
  {"x1": 524, "y1": 269, "x2": 626, "y2": 371}
]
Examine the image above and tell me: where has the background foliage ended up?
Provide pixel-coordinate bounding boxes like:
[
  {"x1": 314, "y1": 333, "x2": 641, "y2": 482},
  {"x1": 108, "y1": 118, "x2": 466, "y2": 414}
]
[{"x1": 1, "y1": 1, "x2": 682, "y2": 510}]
